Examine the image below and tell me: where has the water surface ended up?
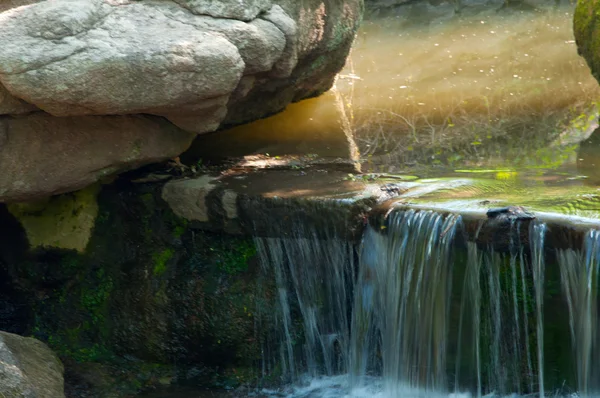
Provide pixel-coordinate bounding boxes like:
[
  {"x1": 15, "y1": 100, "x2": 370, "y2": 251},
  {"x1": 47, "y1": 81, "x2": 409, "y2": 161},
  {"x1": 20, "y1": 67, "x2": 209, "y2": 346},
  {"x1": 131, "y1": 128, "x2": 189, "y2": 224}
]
[{"x1": 167, "y1": 5, "x2": 600, "y2": 398}]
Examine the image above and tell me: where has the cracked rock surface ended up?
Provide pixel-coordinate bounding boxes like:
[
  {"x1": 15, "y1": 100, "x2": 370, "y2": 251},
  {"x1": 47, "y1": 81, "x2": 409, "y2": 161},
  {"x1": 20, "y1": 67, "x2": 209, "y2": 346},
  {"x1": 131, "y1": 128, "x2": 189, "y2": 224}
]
[{"x1": 0, "y1": 0, "x2": 363, "y2": 202}]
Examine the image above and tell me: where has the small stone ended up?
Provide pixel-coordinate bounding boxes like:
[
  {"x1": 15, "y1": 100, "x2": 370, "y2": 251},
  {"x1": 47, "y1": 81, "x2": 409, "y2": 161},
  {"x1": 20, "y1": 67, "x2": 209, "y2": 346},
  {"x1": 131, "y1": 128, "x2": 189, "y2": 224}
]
[{"x1": 486, "y1": 206, "x2": 535, "y2": 220}]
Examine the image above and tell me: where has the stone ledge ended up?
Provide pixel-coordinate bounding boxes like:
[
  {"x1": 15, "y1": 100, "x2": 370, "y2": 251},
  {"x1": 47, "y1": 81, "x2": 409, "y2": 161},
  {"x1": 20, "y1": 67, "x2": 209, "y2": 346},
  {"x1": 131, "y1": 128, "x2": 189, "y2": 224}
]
[{"x1": 161, "y1": 168, "x2": 600, "y2": 251}]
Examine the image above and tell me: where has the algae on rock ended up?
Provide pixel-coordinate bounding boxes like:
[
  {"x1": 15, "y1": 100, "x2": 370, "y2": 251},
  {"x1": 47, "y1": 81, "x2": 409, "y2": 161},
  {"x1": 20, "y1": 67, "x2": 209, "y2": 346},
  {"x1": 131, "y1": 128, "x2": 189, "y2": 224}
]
[
  {"x1": 574, "y1": 0, "x2": 600, "y2": 84},
  {"x1": 1, "y1": 183, "x2": 274, "y2": 396}
]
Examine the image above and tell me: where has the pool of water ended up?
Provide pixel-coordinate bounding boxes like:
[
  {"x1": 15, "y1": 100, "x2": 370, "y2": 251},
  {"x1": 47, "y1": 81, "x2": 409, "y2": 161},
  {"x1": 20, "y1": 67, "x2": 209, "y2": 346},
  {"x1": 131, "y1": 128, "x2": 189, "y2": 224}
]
[
  {"x1": 188, "y1": 2, "x2": 600, "y2": 223},
  {"x1": 139, "y1": 375, "x2": 577, "y2": 398},
  {"x1": 192, "y1": 3, "x2": 599, "y2": 173}
]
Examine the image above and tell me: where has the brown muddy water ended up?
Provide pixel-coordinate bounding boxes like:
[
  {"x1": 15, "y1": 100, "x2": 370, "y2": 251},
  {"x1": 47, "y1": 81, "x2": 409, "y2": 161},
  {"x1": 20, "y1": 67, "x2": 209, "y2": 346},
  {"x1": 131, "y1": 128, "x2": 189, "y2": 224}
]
[{"x1": 341, "y1": 7, "x2": 599, "y2": 163}]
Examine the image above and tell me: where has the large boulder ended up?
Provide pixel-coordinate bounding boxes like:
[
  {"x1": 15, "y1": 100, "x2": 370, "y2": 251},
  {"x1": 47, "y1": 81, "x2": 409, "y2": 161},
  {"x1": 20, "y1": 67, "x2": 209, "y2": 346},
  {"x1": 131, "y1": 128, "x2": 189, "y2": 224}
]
[
  {"x1": 0, "y1": 113, "x2": 196, "y2": 202},
  {"x1": 574, "y1": 0, "x2": 600, "y2": 84},
  {"x1": 0, "y1": 0, "x2": 363, "y2": 203},
  {"x1": 0, "y1": 331, "x2": 65, "y2": 398}
]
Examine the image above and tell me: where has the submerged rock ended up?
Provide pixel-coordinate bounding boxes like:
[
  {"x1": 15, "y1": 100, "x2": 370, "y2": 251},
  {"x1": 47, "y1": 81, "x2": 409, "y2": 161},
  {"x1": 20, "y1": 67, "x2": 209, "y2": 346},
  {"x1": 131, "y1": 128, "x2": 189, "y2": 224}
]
[{"x1": 0, "y1": 331, "x2": 65, "y2": 398}]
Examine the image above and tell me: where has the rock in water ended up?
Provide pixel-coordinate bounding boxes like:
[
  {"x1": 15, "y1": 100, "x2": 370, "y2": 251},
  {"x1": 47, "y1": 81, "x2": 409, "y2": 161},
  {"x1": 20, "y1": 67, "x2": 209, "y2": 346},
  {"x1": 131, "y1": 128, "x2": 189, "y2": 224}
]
[
  {"x1": 486, "y1": 205, "x2": 536, "y2": 220},
  {"x1": 0, "y1": 331, "x2": 65, "y2": 398}
]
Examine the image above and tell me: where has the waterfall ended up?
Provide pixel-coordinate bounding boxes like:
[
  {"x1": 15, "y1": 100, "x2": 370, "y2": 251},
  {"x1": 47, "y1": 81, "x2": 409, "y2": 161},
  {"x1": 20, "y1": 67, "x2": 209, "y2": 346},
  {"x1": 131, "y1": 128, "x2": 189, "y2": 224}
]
[
  {"x1": 531, "y1": 222, "x2": 547, "y2": 398},
  {"x1": 557, "y1": 229, "x2": 600, "y2": 396},
  {"x1": 255, "y1": 221, "x2": 355, "y2": 380},
  {"x1": 256, "y1": 207, "x2": 600, "y2": 397},
  {"x1": 350, "y1": 210, "x2": 461, "y2": 393}
]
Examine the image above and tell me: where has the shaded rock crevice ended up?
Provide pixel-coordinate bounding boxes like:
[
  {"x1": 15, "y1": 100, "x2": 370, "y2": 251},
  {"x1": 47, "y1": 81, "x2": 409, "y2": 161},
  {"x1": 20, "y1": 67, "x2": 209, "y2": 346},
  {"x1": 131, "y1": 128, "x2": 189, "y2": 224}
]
[{"x1": 0, "y1": 183, "x2": 273, "y2": 396}]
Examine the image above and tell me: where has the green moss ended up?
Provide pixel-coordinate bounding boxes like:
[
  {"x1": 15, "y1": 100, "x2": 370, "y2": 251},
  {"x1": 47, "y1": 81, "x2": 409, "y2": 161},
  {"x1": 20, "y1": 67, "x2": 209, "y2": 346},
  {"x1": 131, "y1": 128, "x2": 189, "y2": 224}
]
[
  {"x1": 210, "y1": 238, "x2": 256, "y2": 275},
  {"x1": 153, "y1": 248, "x2": 175, "y2": 276},
  {"x1": 173, "y1": 224, "x2": 187, "y2": 238},
  {"x1": 80, "y1": 268, "x2": 113, "y2": 326},
  {"x1": 48, "y1": 336, "x2": 112, "y2": 363},
  {"x1": 574, "y1": 0, "x2": 600, "y2": 82},
  {"x1": 17, "y1": 185, "x2": 270, "y2": 394}
]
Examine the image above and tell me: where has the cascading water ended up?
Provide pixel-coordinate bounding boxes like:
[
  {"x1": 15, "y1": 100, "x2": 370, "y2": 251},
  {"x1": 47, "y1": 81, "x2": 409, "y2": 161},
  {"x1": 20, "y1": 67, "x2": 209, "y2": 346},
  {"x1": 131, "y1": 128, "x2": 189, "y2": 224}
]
[
  {"x1": 256, "y1": 208, "x2": 600, "y2": 397},
  {"x1": 531, "y1": 222, "x2": 547, "y2": 398},
  {"x1": 254, "y1": 221, "x2": 355, "y2": 380},
  {"x1": 557, "y1": 229, "x2": 600, "y2": 396},
  {"x1": 350, "y1": 210, "x2": 461, "y2": 393}
]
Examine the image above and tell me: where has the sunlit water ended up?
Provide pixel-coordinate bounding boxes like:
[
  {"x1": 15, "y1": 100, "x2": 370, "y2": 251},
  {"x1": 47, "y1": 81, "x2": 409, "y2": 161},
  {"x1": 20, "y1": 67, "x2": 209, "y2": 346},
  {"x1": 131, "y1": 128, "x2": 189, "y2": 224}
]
[
  {"x1": 196, "y1": 5, "x2": 599, "y2": 169},
  {"x1": 190, "y1": 5, "x2": 600, "y2": 221}
]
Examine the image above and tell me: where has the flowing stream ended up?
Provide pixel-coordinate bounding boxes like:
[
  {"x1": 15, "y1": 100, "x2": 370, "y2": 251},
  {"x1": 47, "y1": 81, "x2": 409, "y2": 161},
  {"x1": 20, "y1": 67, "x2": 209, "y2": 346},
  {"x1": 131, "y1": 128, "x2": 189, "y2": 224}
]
[
  {"x1": 254, "y1": 208, "x2": 600, "y2": 397},
  {"x1": 149, "y1": 4, "x2": 600, "y2": 397}
]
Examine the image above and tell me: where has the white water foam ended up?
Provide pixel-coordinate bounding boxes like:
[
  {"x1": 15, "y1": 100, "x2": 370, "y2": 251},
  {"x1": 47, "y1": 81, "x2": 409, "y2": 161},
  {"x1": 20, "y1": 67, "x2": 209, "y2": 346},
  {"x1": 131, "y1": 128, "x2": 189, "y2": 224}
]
[{"x1": 261, "y1": 375, "x2": 480, "y2": 398}]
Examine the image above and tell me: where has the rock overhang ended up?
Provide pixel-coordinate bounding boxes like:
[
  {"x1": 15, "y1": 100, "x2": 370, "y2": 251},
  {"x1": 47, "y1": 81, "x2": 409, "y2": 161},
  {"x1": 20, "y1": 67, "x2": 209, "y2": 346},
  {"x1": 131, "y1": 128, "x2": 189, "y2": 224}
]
[
  {"x1": 0, "y1": 0, "x2": 360, "y2": 134},
  {"x1": 0, "y1": 0, "x2": 365, "y2": 203}
]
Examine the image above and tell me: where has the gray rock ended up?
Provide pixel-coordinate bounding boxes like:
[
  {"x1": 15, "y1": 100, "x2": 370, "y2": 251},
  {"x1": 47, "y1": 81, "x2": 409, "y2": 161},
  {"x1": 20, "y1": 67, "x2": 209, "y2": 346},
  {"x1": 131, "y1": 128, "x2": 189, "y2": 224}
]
[
  {"x1": 0, "y1": 331, "x2": 65, "y2": 398},
  {"x1": 162, "y1": 176, "x2": 218, "y2": 222},
  {"x1": 262, "y1": 5, "x2": 298, "y2": 78},
  {"x1": 0, "y1": 113, "x2": 196, "y2": 203},
  {"x1": 161, "y1": 6, "x2": 286, "y2": 75},
  {"x1": 0, "y1": 85, "x2": 37, "y2": 115},
  {"x1": 173, "y1": 0, "x2": 272, "y2": 21},
  {"x1": 0, "y1": 1, "x2": 246, "y2": 131},
  {"x1": 0, "y1": 0, "x2": 362, "y2": 134},
  {"x1": 0, "y1": 0, "x2": 44, "y2": 14},
  {"x1": 0, "y1": 0, "x2": 364, "y2": 202}
]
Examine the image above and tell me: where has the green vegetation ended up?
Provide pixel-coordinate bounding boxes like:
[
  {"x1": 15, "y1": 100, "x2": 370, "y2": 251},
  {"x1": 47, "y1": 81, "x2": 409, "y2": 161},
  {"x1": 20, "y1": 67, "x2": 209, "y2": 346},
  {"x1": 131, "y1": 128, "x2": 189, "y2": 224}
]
[
  {"x1": 10, "y1": 184, "x2": 268, "y2": 395},
  {"x1": 210, "y1": 237, "x2": 256, "y2": 275},
  {"x1": 153, "y1": 248, "x2": 175, "y2": 275},
  {"x1": 7, "y1": 184, "x2": 100, "y2": 252}
]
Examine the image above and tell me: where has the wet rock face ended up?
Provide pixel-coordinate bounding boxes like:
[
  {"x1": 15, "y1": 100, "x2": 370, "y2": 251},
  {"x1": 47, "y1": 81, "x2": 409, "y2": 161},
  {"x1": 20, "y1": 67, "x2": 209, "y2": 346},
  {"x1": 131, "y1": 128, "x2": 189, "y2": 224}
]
[
  {"x1": 0, "y1": 0, "x2": 363, "y2": 203},
  {"x1": 0, "y1": 185, "x2": 274, "y2": 396},
  {"x1": 486, "y1": 206, "x2": 536, "y2": 221},
  {"x1": 0, "y1": 331, "x2": 65, "y2": 398}
]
